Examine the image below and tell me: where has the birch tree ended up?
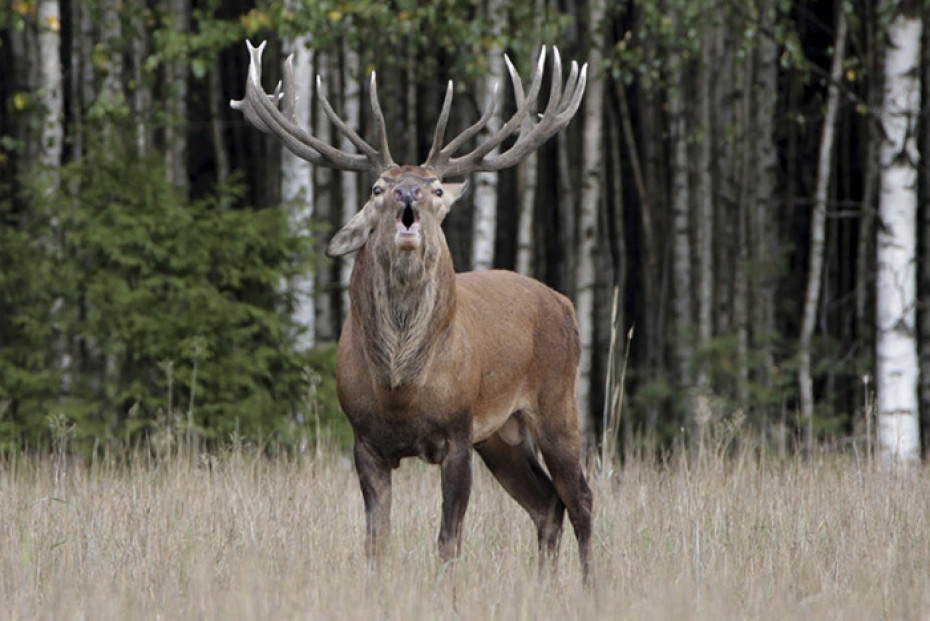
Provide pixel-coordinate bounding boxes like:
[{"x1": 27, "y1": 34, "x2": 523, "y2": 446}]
[
  {"x1": 281, "y1": 27, "x2": 316, "y2": 350},
  {"x1": 695, "y1": 11, "x2": 715, "y2": 397},
  {"x1": 36, "y1": 0, "x2": 68, "y2": 386},
  {"x1": 515, "y1": 0, "x2": 544, "y2": 276},
  {"x1": 575, "y1": 0, "x2": 606, "y2": 441},
  {"x1": 37, "y1": 0, "x2": 63, "y2": 173},
  {"x1": 339, "y1": 37, "x2": 361, "y2": 318},
  {"x1": 875, "y1": 0, "x2": 921, "y2": 466},
  {"x1": 919, "y1": 3, "x2": 930, "y2": 437},
  {"x1": 313, "y1": 50, "x2": 336, "y2": 336},
  {"x1": 798, "y1": 6, "x2": 846, "y2": 447},
  {"x1": 470, "y1": 0, "x2": 505, "y2": 271}
]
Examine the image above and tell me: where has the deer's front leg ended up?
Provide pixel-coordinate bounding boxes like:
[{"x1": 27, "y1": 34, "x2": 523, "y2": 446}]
[
  {"x1": 354, "y1": 439, "x2": 392, "y2": 560},
  {"x1": 438, "y1": 439, "x2": 473, "y2": 562}
]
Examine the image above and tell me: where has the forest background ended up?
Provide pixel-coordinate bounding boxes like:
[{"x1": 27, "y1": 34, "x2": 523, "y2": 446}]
[{"x1": 0, "y1": 0, "x2": 927, "y2": 465}]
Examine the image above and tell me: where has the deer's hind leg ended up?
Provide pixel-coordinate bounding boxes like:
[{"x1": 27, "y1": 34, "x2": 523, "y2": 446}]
[
  {"x1": 475, "y1": 426, "x2": 565, "y2": 569},
  {"x1": 535, "y1": 395, "x2": 593, "y2": 582}
]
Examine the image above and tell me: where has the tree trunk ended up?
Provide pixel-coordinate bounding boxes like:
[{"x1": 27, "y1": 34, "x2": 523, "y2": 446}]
[
  {"x1": 471, "y1": 0, "x2": 505, "y2": 272},
  {"x1": 615, "y1": 74, "x2": 660, "y2": 436},
  {"x1": 515, "y1": 150, "x2": 538, "y2": 275},
  {"x1": 875, "y1": 2, "x2": 921, "y2": 466},
  {"x1": 339, "y1": 38, "x2": 361, "y2": 326},
  {"x1": 37, "y1": 0, "x2": 63, "y2": 172},
  {"x1": 575, "y1": 0, "x2": 606, "y2": 444},
  {"x1": 798, "y1": 5, "x2": 846, "y2": 449},
  {"x1": 750, "y1": 0, "x2": 779, "y2": 413},
  {"x1": 100, "y1": 0, "x2": 121, "y2": 146},
  {"x1": 857, "y1": 3, "x2": 881, "y2": 438},
  {"x1": 165, "y1": 0, "x2": 189, "y2": 190},
  {"x1": 695, "y1": 13, "x2": 717, "y2": 403},
  {"x1": 733, "y1": 39, "x2": 751, "y2": 407},
  {"x1": 208, "y1": 62, "x2": 229, "y2": 184},
  {"x1": 281, "y1": 30, "x2": 316, "y2": 350},
  {"x1": 670, "y1": 54, "x2": 694, "y2": 401},
  {"x1": 919, "y1": 1, "x2": 930, "y2": 452},
  {"x1": 314, "y1": 51, "x2": 336, "y2": 337},
  {"x1": 130, "y1": 4, "x2": 151, "y2": 156},
  {"x1": 37, "y1": 0, "x2": 67, "y2": 390},
  {"x1": 515, "y1": 0, "x2": 543, "y2": 277}
]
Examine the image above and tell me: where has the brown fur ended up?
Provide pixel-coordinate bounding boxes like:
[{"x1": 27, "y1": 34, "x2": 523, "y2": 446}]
[{"x1": 330, "y1": 166, "x2": 592, "y2": 579}]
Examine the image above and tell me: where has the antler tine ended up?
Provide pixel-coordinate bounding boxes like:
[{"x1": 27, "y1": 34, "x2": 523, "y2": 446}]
[
  {"x1": 558, "y1": 60, "x2": 581, "y2": 115},
  {"x1": 485, "y1": 59, "x2": 588, "y2": 172},
  {"x1": 369, "y1": 72, "x2": 396, "y2": 168},
  {"x1": 426, "y1": 45, "x2": 586, "y2": 179},
  {"x1": 282, "y1": 54, "x2": 296, "y2": 122},
  {"x1": 433, "y1": 82, "x2": 501, "y2": 162},
  {"x1": 426, "y1": 80, "x2": 455, "y2": 165},
  {"x1": 230, "y1": 41, "x2": 274, "y2": 132},
  {"x1": 504, "y1": 54, "x2": 527, "y2": 112},
  {"x1": 230, "y1": 40, "x2": 387, "y2": 173},
  {"x1": 423, "y1": 47, "x2": 545, "y2": 173},
  {"x1": 315, "y1": 74, "x2": 389, "y2": 168},
  {"x1": 543, "y1": 47, "x2": 564, "y2": 121},
  {"x1": 558, "y1": 61, "x2": 588, "y2": 121}
]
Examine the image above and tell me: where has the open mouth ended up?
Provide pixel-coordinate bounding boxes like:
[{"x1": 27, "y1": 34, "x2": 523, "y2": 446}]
[{"x1": 395, "y1": 205, "x2": 421, "y2": 236}]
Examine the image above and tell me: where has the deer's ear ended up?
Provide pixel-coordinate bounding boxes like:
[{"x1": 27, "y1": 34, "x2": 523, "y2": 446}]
[
  {"x1": 437, "y1": 181, "x2": 468, "y2": 221},
  {"x1": 326, "y1": 202, "x2": 375, "y2": 257}
]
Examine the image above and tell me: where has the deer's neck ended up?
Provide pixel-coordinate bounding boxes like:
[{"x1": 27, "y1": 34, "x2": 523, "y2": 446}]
[{"x1": 350, "y1": 245, "x2": 456, "y2": 389}]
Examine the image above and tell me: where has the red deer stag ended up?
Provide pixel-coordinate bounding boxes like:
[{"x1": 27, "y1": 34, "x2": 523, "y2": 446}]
[{"x1": 232, "y1": 41, "x2": 592, "y2": 579}]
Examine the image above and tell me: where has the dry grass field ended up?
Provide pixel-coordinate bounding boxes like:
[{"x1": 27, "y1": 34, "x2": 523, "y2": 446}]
[{"x1": 2, "y1": 444, "x2": 929, "y2": 620}]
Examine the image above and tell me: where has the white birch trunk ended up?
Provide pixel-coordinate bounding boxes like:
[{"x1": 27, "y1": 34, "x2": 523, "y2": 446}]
[
  {"x1": 696, "y1": 21, "x2": 715, "y2": 392},
  {"x1": 339, "y1": 40, "x2": 361, "y2": 316},
  {"x1": 38, "y1": 0, "x2": 68, "y2": 388},
  {"x1": 798, "y1": 6, "x2": 846, "y2": 446},
  {"x1": 516, "y1": 0, "x2": 544, "y2": 276},
  {"x1": 313, "y1": 51, "x2": 336, "y2": 336},
  {"x1": 574, "y1": 0, "x2": 606, "y2": 443},
  {"x1": 37, "y1": 0, "x2": 63, "y2": 172},
  {"x1": 875, "y1": 7, "x2": 921, "y2": 466},
  {"x1": 471, "y1": 1, "x2": 505, "y2": 272},
  {"x1": 281, "y1": 32, "x2": 316, "y2": 350}
]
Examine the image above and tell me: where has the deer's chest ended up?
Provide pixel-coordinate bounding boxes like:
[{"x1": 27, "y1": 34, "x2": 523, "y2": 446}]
[{"x1": 351, "y1": 393, "x2": 471, "y2": 466}]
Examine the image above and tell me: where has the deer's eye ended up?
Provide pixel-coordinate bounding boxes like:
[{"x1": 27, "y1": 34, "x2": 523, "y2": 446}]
[
  {"x1": 434, "y1": 188, "x2": 444, "y2": 197},
  {"x1": 372, "y1": 186, "x2": 383, "y2": 196}
]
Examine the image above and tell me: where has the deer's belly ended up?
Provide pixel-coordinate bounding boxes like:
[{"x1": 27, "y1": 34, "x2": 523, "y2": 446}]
[{"x1": 471, "y1": 394, "x2": 532, "y2": 445}]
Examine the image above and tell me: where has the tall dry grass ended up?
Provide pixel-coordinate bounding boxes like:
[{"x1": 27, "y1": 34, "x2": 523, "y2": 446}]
[{"x1": 1, "y1": 445, "x2": 928, "y2": 620}]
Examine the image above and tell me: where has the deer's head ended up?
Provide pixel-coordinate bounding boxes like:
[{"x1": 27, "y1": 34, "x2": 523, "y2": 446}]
[{"x1": 325, "y1": 166, "x2": 467, "y2": 260}]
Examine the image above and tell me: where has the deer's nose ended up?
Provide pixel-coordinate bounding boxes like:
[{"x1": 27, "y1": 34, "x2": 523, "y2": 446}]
[{"x1": 393, "y1": 184, "x2": 423, "y2": 205}]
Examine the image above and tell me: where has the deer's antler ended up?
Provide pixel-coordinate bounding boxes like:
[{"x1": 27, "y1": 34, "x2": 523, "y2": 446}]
[
  {"x1": 230, "y1": 40, "x2": 395, "y2": 173},
  {"x1": 423, "y1": 46, "x2": 587, "y2": 178}
]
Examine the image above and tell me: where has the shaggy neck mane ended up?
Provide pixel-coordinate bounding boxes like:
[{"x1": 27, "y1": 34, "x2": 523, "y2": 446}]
[{"x1": 350, "y1": 243, "x2": 456, "y2": 389}]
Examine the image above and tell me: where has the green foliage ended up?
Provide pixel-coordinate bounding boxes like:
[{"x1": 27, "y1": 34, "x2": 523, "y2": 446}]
[
  {"x1": 0, "y1": 186, "x2": 60, "y2": 443},
  {"x1": 277, "y1": 0, "x2": 575, "y2": 83},
  {"x1": 0, "y1": 122, "x2": 345, "y2": 453},
  {"x1": 607, "y1": 0, "x2": 810, "y2": 88}
]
